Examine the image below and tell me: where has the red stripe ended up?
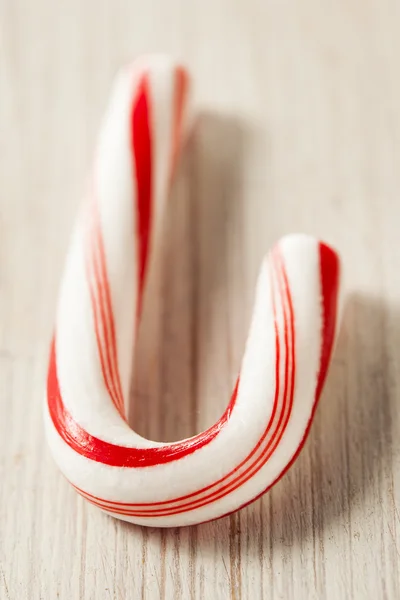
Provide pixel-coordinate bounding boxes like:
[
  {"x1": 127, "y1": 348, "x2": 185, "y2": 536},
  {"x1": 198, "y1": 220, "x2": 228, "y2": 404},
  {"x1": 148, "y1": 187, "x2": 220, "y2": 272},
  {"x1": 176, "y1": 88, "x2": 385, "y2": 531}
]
[
  {"x1": 315, "y1": 242, "x2": 339, "y2": 401},
  {"x1": 69, "y1": 248, "x2": 295, "y2": 516},
  {"x1": 169, "y1": 67, "x2": 188, "y2": 181},
  {"x1": 91, "y1": 202, "x2": 125, "y2": 414},
  {"x1": 47, "y1": 338, "x2": 238, "y2": 466},
  {"x1": 84, "y1": 204, "x2": 123, "y2": 415},
  {"x1": 86, "y1": 265, "x2": 120, "y2": 414},
  {"x1": 87, "y1": 201, "x2": 125, "y2": 415},
  {"x1": 132, "y1": 75, "x2": 152, "y2": 317}
]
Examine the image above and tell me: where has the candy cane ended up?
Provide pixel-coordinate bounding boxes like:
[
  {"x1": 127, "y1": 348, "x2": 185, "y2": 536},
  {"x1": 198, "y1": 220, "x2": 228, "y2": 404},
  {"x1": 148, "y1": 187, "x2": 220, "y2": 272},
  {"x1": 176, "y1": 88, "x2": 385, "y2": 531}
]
[{"x1": 45, "y1": 54, "x2": 341, "y2": 527}]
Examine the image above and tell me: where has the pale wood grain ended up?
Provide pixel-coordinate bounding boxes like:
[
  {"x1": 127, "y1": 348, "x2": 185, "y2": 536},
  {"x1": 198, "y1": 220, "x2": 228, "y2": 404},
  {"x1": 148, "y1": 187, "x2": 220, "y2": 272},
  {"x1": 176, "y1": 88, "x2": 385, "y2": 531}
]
[{"x1": 1, "y1": 0, "x2": 400, "y2": 598}]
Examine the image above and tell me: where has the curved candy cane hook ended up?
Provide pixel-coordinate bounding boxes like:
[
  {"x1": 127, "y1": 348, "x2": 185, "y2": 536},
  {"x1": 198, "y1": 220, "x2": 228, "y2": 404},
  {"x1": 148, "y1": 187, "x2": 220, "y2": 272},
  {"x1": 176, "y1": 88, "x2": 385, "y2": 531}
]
[{"x1": 45, "y1": 55, "x2": 341, "y2": 527}]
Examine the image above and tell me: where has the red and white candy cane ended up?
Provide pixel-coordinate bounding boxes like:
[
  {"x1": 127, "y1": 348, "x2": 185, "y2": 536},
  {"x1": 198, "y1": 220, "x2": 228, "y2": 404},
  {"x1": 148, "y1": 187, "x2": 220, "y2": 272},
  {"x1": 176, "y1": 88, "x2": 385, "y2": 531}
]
[{"x1": 45, "y1": 54, "x2": 341, "y2": 527}]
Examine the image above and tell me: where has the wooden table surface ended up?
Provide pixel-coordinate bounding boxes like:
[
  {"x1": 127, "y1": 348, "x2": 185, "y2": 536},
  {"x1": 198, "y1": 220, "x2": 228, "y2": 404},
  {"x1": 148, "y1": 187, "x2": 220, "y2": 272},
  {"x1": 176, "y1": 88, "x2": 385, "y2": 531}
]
[{"x1": 1, "y1": 1, "x2": 400, "y2": 598}]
